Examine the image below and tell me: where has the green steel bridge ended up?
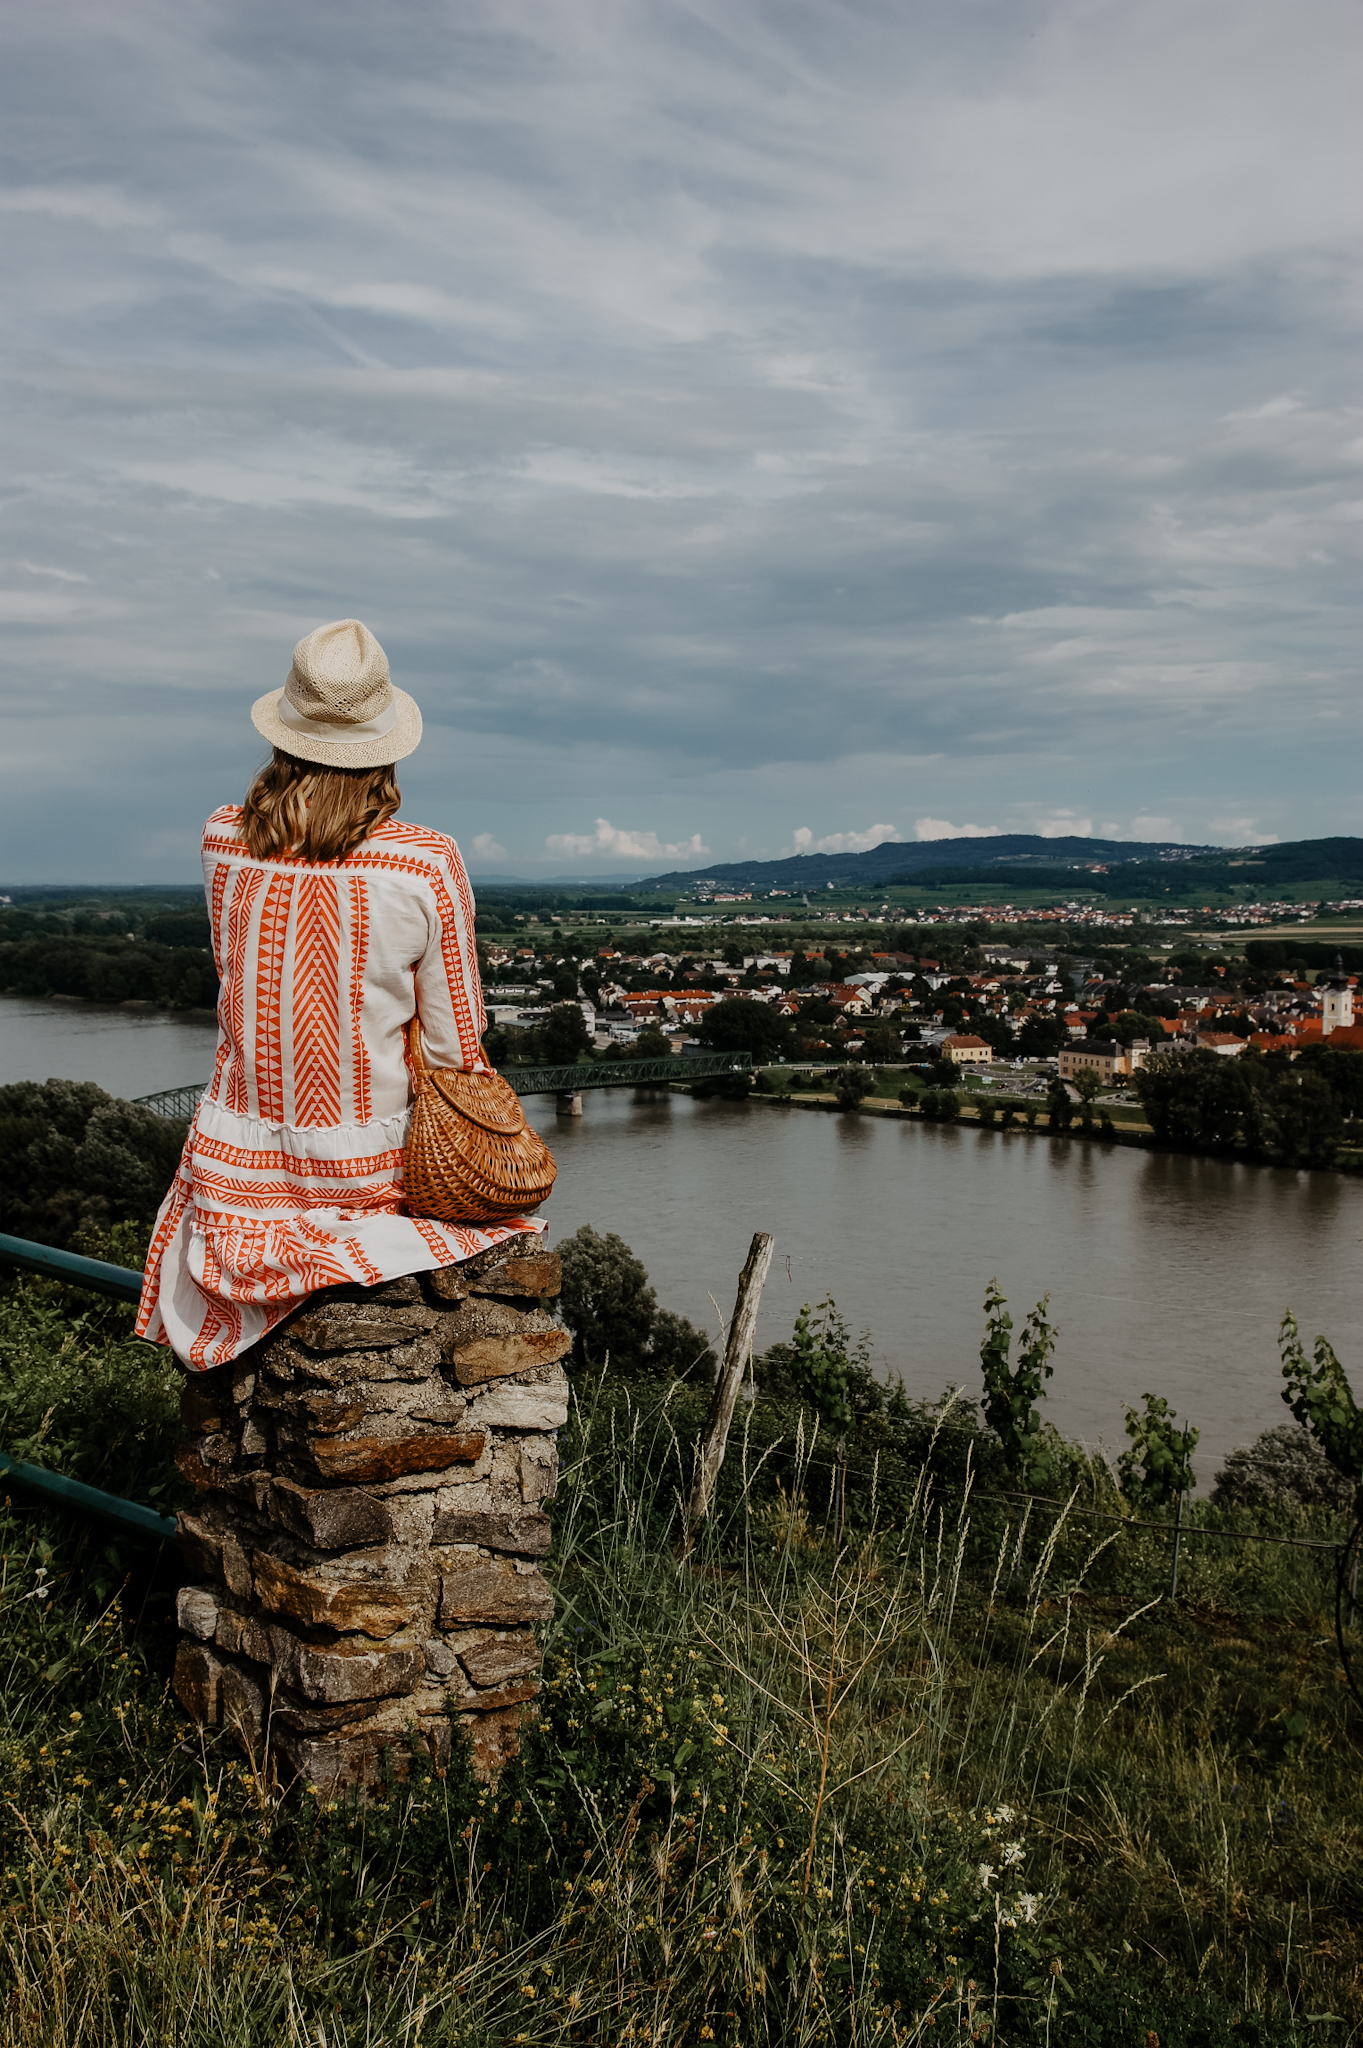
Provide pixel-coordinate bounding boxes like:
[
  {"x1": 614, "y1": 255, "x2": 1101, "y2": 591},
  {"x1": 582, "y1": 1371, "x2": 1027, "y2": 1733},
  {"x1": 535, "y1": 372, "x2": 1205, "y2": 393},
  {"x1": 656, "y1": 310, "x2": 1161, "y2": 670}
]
[{"x1": 131, "y1": 1051, "x2": 752, "y2": 1122}]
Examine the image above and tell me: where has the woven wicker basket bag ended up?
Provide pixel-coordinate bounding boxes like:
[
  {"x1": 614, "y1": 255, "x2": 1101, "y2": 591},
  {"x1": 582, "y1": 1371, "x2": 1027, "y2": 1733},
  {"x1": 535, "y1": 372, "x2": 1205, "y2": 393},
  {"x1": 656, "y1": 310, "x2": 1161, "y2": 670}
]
[{"x1": 403, "y1": 1021, "x2": 557, "y2": 1224}]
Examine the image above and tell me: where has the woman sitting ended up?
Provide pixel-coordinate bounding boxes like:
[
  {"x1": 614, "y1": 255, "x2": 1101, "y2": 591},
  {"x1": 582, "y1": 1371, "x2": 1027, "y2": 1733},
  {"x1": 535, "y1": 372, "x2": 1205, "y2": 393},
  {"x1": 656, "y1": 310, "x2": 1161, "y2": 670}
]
[{"x1": 137, "y1": 618, "x2": 544, "y2": 1370}]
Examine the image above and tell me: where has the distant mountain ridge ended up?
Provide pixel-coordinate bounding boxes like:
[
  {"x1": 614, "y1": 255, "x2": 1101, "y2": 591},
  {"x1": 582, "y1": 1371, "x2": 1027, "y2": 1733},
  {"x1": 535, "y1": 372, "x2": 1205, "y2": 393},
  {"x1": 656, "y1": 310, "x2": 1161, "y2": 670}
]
[
  {"x1": 635, "y1": 834, "x2": 1363, "y2": 894},
  {"x1": 637, "y1": 833, "x2": 1214, "y2": 892}
]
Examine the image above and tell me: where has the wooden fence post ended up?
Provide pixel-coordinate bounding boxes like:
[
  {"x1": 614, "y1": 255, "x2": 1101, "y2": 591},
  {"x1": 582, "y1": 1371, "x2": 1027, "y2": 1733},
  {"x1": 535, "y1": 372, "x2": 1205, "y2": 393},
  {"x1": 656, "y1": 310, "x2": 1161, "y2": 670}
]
[{"x1": 682, "y1": 1232, "x2": 775, "y2": 1554}]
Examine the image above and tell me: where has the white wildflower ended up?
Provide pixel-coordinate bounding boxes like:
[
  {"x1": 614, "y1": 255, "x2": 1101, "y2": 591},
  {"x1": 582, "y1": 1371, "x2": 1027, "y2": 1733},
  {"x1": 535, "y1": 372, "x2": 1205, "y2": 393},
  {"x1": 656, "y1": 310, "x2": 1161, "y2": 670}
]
[
  {"x1": 1002, "y1": 1840, "x2": 1025, "y2": 1866},
  {"x1": 1015, "y1": 1893, "x2": 1041, "y2": 1923},
  {"x1": 976, "y1": 1862, "x2": 996, "y2": 1891}
]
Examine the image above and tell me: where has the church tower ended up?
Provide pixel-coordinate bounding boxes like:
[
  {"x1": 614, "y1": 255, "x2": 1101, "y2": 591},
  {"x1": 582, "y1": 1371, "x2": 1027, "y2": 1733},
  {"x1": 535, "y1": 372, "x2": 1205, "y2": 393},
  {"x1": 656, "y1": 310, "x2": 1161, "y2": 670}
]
[{"x1": 1320, "y1": 954, "x2": 1354, "y2": 1035}]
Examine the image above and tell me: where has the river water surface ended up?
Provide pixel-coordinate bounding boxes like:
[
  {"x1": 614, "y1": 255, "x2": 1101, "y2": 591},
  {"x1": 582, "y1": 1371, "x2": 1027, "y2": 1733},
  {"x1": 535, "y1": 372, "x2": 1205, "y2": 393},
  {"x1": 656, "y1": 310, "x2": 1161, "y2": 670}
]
[{"x1": 4, "y1": 993, "x2": 1360, "y2": 1478}]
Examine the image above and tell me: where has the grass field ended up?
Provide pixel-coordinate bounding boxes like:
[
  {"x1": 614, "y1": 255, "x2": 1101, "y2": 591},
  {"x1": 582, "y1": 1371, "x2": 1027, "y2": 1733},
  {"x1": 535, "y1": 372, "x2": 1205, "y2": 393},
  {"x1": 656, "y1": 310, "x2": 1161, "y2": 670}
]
[{"x1": 0, "y1": 1265, "x2": 1360, "y2": 2044}]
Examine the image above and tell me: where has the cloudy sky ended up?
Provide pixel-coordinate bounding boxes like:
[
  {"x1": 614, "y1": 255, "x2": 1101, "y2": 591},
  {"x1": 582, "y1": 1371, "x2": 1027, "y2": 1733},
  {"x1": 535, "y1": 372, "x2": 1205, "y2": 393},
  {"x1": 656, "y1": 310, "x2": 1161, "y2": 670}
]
[{"x1": 2, "y1": 0, "x2": 1359, "y2": 883}]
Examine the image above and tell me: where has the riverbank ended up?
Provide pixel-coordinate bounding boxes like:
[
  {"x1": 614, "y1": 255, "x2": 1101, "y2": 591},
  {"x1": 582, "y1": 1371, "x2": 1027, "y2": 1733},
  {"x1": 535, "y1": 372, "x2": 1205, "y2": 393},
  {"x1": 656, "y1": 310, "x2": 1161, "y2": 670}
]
[{"x1": 683, "y1": 1074, "x2": 1363, "y2": 1175}]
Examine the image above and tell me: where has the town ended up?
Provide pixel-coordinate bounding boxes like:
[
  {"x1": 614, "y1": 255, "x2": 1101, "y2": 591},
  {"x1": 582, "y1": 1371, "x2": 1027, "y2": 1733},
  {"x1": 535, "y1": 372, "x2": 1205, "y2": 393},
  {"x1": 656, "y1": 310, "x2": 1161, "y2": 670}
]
[{"x1": 478, "y1": 929, "x2": 1361, "y2": 1075}]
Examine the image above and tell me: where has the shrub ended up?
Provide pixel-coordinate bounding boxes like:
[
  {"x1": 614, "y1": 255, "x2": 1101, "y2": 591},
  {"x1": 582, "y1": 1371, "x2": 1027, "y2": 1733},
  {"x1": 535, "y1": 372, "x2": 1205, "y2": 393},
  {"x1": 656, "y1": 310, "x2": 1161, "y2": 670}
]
[
  {"x1": 1212, "y1": 1422, "x2": 1354, "y2": 1512},
  {"x1": 0, "y1": 1080, "x2": 185, "y2": 1248},
  {"x1": 0, "y1": 1279, "x2": 184, "y2": 1514}
]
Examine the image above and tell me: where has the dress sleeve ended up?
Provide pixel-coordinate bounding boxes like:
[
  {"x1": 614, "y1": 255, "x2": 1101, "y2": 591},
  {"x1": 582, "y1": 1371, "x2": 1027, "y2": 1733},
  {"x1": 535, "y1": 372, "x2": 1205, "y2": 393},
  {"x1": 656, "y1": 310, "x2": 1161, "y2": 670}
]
[{"x1": 412, "y1": 833, "x2": 490, "y2": 1075}]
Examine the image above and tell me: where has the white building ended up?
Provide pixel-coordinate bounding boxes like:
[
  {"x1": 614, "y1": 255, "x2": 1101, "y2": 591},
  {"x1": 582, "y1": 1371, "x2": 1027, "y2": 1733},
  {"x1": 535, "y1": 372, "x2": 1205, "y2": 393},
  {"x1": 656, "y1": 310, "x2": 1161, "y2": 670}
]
[{"x1": 1321, "y1": 957, "x2": 1355, "y2": 1035}]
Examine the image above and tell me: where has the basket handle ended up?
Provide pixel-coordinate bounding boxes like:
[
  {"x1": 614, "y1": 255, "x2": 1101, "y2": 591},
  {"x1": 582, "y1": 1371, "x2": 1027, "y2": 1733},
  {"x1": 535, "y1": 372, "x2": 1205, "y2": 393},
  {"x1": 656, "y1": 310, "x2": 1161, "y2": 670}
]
[
  {"x1": 406, "y1": 1016, "x2": 429, "y2": 1092},
  {"x1": 407, "y1": 1016, "x2": 493, "y2": 1086}
]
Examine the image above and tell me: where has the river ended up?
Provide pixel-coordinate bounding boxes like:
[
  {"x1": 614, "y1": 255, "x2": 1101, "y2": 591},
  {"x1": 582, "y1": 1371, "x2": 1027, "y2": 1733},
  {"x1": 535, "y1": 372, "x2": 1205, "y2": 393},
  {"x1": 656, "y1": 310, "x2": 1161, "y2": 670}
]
[{"x1": 4, "y1": 993, "x2": 1360, "y2": 1478}]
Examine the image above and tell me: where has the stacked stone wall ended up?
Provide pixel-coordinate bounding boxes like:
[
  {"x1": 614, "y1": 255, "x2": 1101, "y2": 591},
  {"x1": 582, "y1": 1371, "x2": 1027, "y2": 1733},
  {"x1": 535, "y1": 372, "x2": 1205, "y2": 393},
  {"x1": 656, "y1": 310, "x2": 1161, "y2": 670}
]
[{"x1": 171, "y1": 1239, "x2": 566, "y2": 1794}]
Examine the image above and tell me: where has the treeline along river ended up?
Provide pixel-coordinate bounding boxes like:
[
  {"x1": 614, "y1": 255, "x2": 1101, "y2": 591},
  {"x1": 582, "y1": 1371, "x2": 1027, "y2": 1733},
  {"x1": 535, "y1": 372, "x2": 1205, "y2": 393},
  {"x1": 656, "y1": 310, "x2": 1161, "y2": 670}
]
[{"x1": 3, "y1": 992, "x2": 1360, "y2": 1481}]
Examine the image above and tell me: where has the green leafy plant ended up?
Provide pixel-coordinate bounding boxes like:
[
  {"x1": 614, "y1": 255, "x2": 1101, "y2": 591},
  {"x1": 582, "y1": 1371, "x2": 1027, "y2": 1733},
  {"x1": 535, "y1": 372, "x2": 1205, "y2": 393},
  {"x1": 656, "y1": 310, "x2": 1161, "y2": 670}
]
[
  {"x1": 788, "y1": 1297, "x2": 864, "y2": 1530},
  {"x1": 979, "y1": 1281, "x2": 1061, "y2": 1491},
  {"x1": 1117, "y1": 1393, "x2": 1199, "y2": 1511},
  {"x1": 788, "y1": 1298, "x2": 857, "y2": 1439},
  {"x1": 1278, "y1": 1311, "x2": 1363, "y2": 1513}
]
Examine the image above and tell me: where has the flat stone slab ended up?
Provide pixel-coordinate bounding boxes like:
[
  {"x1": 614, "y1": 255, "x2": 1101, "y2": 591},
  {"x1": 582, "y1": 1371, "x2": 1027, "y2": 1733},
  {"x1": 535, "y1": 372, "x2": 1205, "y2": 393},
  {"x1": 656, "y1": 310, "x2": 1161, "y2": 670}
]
[
  {"x1": 430, "y1": 1507, "x2": 552, "y2": 1555},
  {"x1": 306, "y1": 1430, "x2": 486, "y2": 1485}
]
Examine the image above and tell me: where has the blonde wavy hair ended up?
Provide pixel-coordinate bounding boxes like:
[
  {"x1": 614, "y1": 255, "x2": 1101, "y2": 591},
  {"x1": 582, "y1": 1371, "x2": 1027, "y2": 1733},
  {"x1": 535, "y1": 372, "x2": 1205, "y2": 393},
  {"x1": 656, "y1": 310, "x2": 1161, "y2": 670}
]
[{"x1": 242, "y1": 749, "x2": 401, "y2": 864}]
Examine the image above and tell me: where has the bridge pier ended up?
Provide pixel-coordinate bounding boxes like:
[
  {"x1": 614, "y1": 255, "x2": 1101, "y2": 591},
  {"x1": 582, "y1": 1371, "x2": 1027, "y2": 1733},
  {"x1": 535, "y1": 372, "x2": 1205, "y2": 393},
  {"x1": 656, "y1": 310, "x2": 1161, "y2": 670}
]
[{"x1": 555, "y1": 1092, "x2": 583, "y2": 1117}]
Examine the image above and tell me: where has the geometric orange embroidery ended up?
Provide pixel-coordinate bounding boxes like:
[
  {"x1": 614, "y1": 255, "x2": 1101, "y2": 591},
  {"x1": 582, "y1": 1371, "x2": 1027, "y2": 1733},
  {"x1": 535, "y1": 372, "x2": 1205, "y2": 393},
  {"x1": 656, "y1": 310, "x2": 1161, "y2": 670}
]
[
  {"x1": 255, "y1": 871, "x2": 295, "y2": 1125},
  {"x1": 222, "y1": 869, "x2": 263, "y2": 1115},
  {"x1": 292, "y1": 873, "x2": 343, "y2": 1127},
  {"x1": 348, "y1": 875, "x2": 372, "y2": 1125}
]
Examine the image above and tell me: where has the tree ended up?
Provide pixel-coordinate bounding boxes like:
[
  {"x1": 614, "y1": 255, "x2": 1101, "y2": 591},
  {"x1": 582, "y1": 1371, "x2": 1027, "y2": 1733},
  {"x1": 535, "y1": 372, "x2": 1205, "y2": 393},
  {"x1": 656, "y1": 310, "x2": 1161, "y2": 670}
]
[
  {"x1": 1246, "y1": 1068, "x2": 1343, "y2": 1168},
  {"x1": 1017, "y1": 1015, "x2": 1067, "y2": 1059},
  {"x1": 539, "y1": 1003, "x2": 592, "y2": 1065},
  {"x1": 1045, "y1": 1077, "x2": 1073, "y2": 1131},
  {"x1": 557, "y1": 1225, "x2": 716, "y2": 1382},
  {"x1": 974, "y1": 1012, "x2": 1016, "y2": 1057},
  {"x1": 1135, "y1": 1048, "x2": 1261, "y2": 1155},
  {"x1": 978, "y1": 1281, "x2": 1060, "y2": 1492},
  {"x1": 1296, "y1": 1046, "x2": 1363, "y2": 1120},
  {"x1": 834, "y1": 1067, "x2": 876, "y2": 1111},
  {"x1": 628, "y1": 1023, "x2": 672, "y2": 1059},
  {"x1": 860, "y1": 1022, "x2": 902, "y2": 1064},
  {"x1": 649, "y1": 1307, "x2": 718, "y2": 1382},
  {"x1": 696, "y1": 996, "x2": 789, "y2": 1063},
  {"x1": 1072, "y1": 1068, "x2": 1103, "y2": 1132},
  {"x1": 1104, "y1": 1010, "x2": 1169, "y2": 1048}
]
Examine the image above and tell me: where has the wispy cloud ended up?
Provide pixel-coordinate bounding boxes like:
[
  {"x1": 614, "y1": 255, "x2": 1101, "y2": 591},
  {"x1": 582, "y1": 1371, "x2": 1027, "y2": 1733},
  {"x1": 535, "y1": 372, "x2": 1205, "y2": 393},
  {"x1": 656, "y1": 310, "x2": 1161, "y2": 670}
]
[
  {"x1": 544, "y1": 819, "x2": 710, "y2": 864},
  {"x1": 915, "y1": 819, "x2": 1002, "y2": 842},
  {"x1": 792, "y1": 824, "x2": 901, "y2": 855}
]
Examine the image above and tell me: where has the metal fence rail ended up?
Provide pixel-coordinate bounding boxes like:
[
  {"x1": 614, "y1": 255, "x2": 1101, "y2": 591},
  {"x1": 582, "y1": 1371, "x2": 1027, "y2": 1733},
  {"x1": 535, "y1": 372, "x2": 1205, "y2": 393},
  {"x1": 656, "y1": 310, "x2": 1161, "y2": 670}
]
[
  {"x1": 131, "y1": 1052, "x2": 752, "y2": 1117},
  {"x1": 133, "y1": 1082, "x2": 207, "y2": 1119},
  {"x1": 0, "y1": 1230, "x2": 144, "y2": 1301},
  {"x1": 502, "y1": 1051, "x2": 752, "y2": 1095}
]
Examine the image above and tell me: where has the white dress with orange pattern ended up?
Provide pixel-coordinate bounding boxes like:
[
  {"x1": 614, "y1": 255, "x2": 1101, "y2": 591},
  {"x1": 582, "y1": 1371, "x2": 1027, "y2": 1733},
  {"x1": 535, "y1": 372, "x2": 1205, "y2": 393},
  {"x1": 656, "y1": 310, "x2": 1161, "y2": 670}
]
[{"x1": 135, "y1": 806, "x2": 544, "y2": 1370}]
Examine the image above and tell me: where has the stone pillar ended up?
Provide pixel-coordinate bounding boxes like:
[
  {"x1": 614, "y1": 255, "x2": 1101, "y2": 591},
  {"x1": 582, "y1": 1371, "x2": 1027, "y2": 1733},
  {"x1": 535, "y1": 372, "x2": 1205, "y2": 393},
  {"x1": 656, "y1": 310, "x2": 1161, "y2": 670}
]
[
  {"x1": 555, "y1": 1091, "x2": 583, "y2": 1117},
  {"x1": 170, "y1": 1239, "x2": 566, "y2": 1795}
]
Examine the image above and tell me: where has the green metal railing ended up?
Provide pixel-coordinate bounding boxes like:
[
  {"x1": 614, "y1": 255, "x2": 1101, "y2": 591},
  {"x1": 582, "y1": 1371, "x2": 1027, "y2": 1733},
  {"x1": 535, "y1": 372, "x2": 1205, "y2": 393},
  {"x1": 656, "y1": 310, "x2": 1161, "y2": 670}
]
[
  {"x1": 0, "y1": 1233, "x2": 176, "y2": 1539},
  {"x1": 0, "y1": 1452, "x2": 177, "y2": 1541},
  {"x1": 133, "y1": 1051, "x2": 752, "y2": 1119},
  {"x1": 0, "y1": 1231, "x2": 144, "y2": 1301}
]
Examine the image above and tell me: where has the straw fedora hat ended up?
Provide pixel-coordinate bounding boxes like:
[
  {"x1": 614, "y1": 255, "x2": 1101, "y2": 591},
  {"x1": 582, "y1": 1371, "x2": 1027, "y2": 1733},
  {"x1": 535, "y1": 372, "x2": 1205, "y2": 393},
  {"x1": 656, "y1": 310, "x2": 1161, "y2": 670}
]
[{"x1": 251, "y1": 619, "x2": 422, "y2": 768}]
